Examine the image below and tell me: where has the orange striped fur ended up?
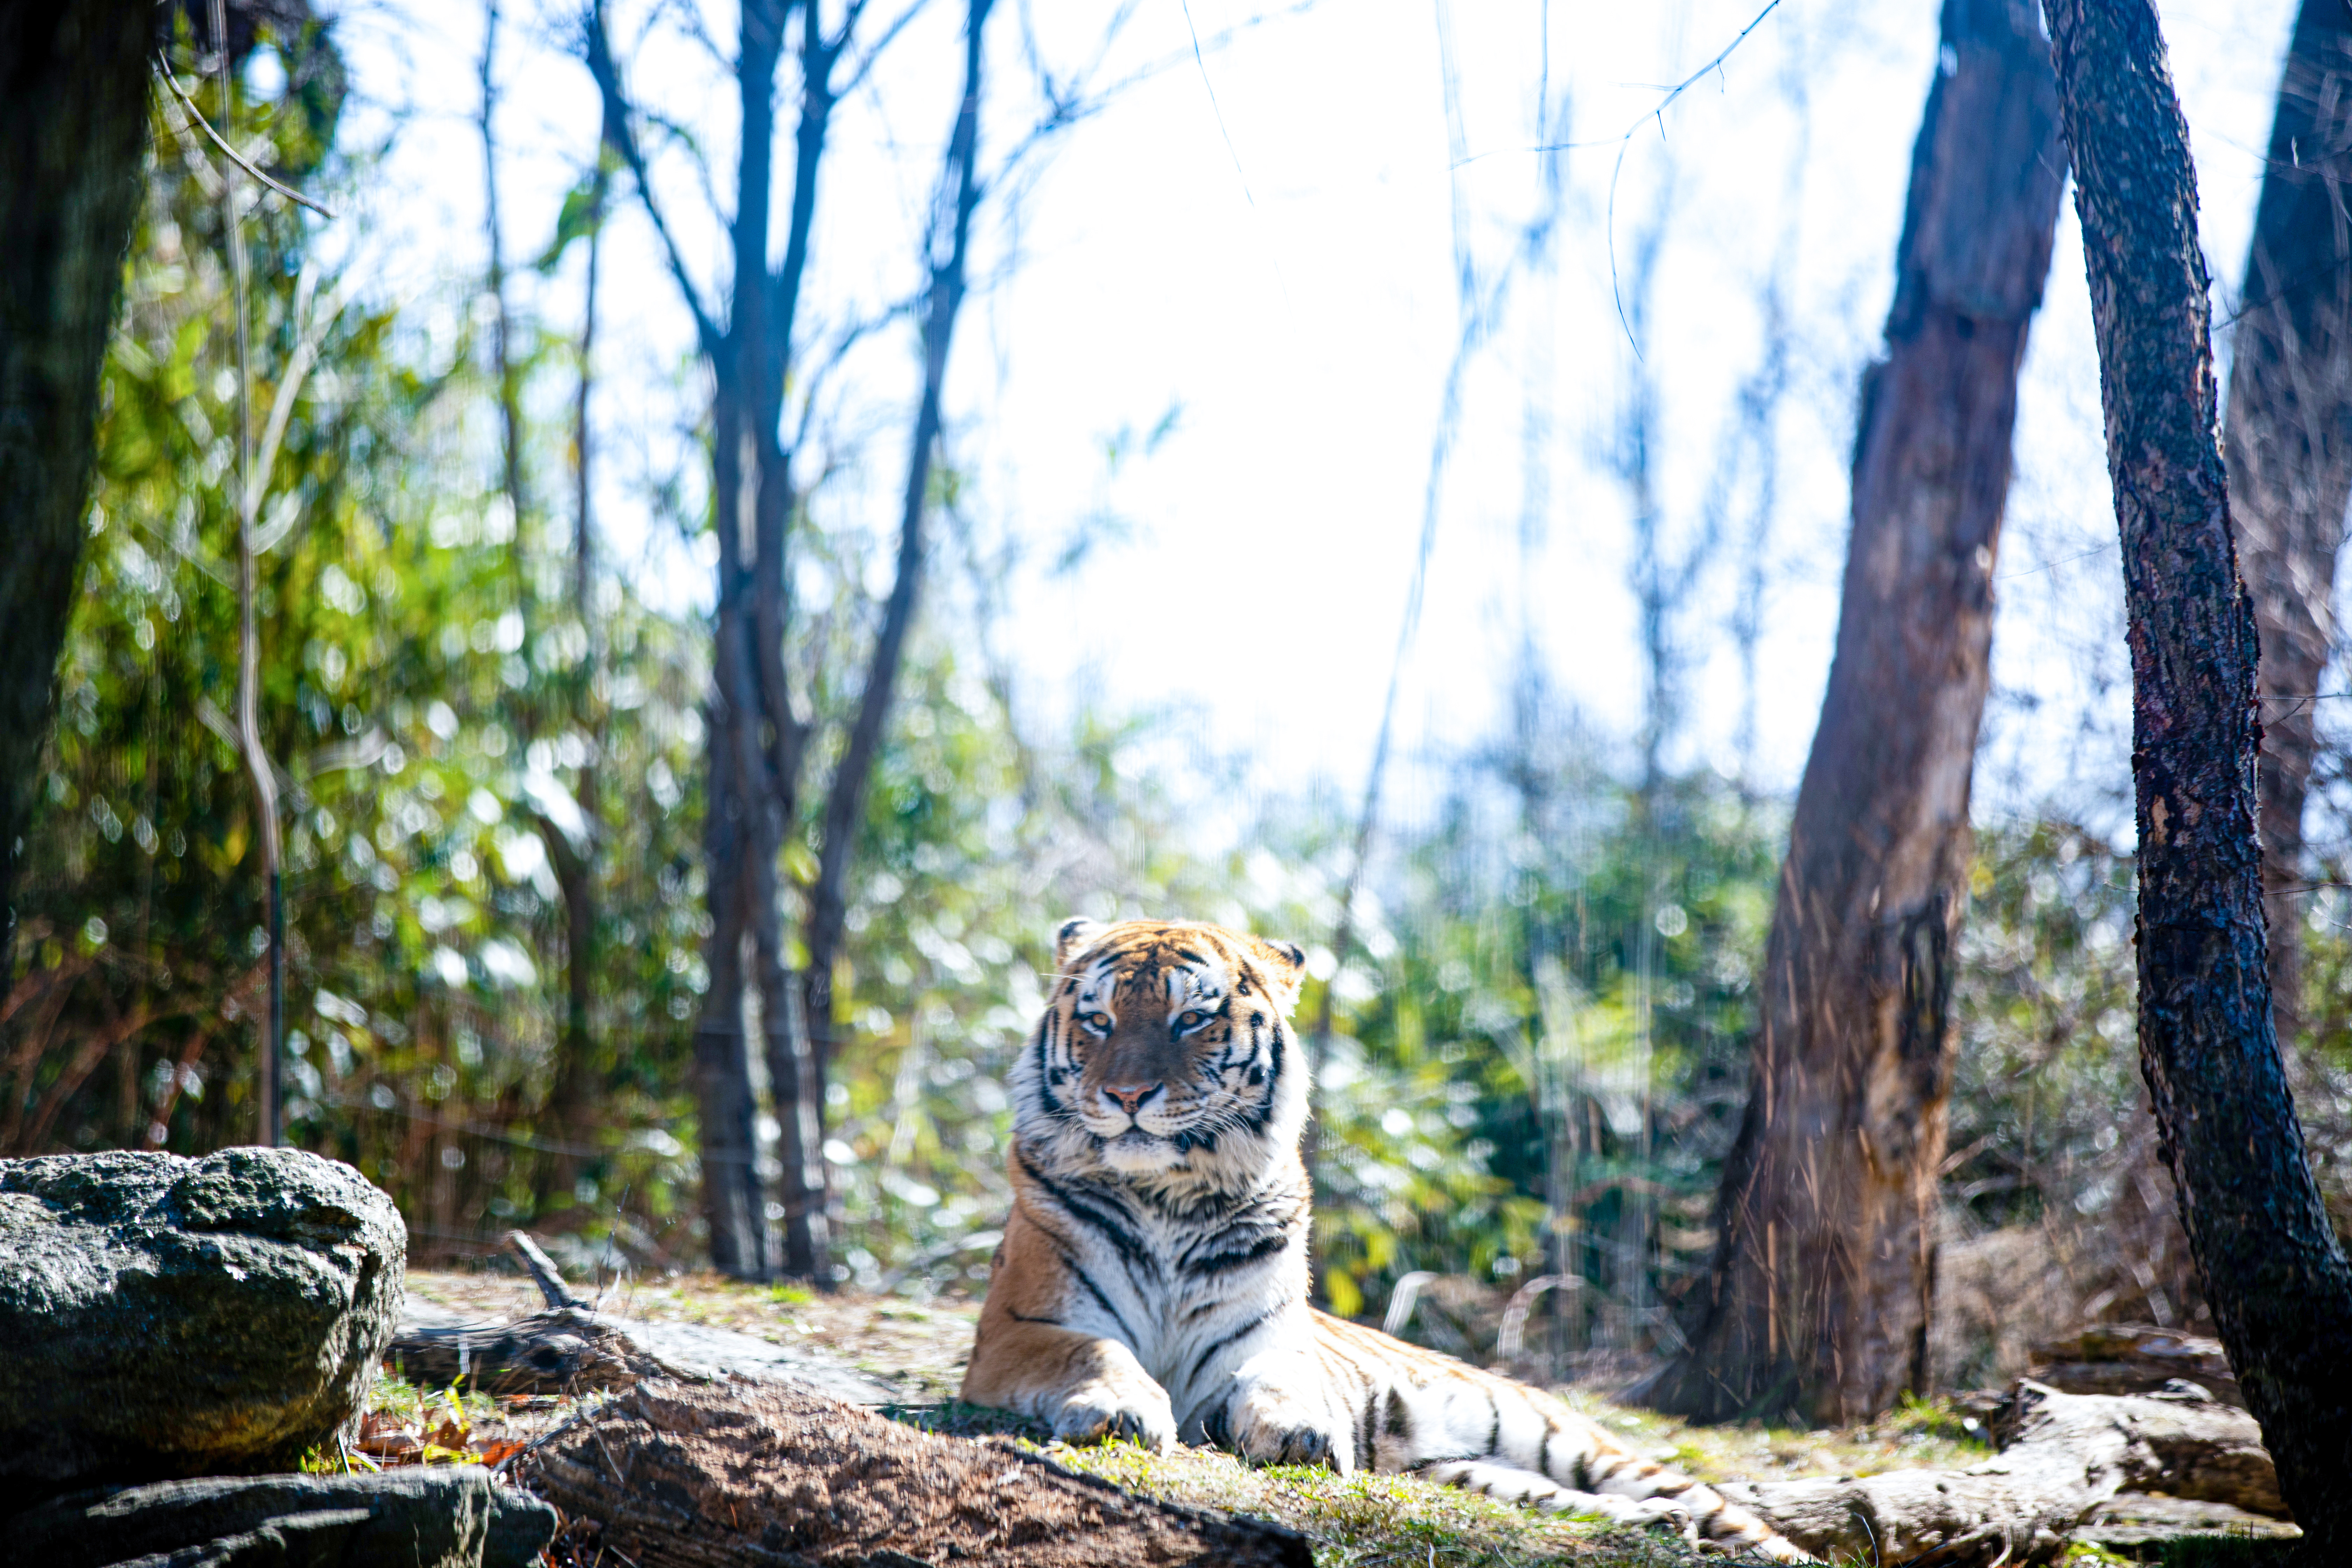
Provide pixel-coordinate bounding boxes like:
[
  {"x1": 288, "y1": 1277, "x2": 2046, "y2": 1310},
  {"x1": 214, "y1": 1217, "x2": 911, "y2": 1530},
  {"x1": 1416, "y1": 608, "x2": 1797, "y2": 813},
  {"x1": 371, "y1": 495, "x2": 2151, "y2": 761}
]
[{"x1": 961, "y1": 918, "x2": 1809, "y2": 1560}]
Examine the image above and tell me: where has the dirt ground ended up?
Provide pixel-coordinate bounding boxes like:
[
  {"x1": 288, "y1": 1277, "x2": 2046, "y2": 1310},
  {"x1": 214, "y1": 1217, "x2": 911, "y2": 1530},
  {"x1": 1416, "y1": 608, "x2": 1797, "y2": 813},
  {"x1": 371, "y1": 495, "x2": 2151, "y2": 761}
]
[
  {"x1": 396, "y1": 1267, "x2": 2291, "y2": 1564},
  {"x1": 404, "y1": 1268, "x2": 980, "y2": 1402},
  {"x1": 521, "y1": 1379, "x2": 1314, "y2": 1568},
  {"x1": 403, "y1": 1268, "x2": 1993, "y2": 1483}
]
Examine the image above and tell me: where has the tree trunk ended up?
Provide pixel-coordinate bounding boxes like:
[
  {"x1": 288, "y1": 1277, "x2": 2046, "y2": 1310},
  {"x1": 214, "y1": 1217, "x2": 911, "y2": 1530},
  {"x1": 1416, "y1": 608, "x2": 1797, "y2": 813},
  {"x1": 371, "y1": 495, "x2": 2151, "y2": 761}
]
[
  {"x1": 742, "y1": 5, "x2": 846, "y2": 1287},
  {"x1": 541, "y1": 161, "x2": 607, "y2": 1208},
  {"x1": 588, "y1": 0, "x2": 845, "y2": 1282},
  {"x1": 0, "y1": 8, "x2": 155, "y2": 968},
  {"x1": 1650, "y1": 0, "x2": 2067, "y2": 1425},
  {"x1": 691, "y1": 655, "x2": 766, "y2": 1278},
  {"x1": 2224, "y1": 0, "x2": 2352, "y2": 1035},
  {"x1": 2041, "y1": 0, "x2": 2352, "y2": 1554}
]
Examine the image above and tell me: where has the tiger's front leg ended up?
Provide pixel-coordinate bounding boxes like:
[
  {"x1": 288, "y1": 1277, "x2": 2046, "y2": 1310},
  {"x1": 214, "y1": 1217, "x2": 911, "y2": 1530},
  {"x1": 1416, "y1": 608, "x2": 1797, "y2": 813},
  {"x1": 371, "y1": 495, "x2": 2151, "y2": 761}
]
[
  {"x1": 1219, "y1": 1337, "x2": 1357, "y2": 1473},
  {"x1": 961, "y1": 1303, "x2": 1177, "y2": 1452}
]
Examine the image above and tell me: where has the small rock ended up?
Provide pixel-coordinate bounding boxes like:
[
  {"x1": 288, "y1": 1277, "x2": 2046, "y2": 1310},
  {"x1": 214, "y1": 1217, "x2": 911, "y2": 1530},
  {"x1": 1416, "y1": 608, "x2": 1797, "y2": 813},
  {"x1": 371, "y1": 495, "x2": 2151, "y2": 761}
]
[
  {"x1": 7, "y1": 1469, "x2": 559, "y2": 1568},
  {"x1": 0, "y1": 1147, "x2": 405, "y2": 1504}
]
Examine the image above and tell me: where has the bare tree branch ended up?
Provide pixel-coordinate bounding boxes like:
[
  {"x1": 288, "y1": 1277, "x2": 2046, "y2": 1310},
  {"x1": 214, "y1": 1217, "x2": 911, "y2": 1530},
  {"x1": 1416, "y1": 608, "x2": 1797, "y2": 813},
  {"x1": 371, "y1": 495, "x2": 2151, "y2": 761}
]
[
  {"x1": 837, "y1": 0, "x2": 934, "y2": 97},
  {"x1": 152, "y1": 57, "x2": 335, "y2": 217},
  {"x1": 584, "y1": 0, "x2": 724, "y2": 359},
  {"x1": 802, "y1": 0, "x2": 994, "y2": 1172}
]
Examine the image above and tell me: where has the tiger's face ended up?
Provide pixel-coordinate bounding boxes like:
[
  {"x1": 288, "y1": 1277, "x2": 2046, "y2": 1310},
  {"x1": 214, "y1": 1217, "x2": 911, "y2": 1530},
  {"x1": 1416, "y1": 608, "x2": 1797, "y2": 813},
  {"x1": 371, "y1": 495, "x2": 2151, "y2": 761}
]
[{"x1": 1014, "y1": 918, "x2": 1309, "y2": 1187}]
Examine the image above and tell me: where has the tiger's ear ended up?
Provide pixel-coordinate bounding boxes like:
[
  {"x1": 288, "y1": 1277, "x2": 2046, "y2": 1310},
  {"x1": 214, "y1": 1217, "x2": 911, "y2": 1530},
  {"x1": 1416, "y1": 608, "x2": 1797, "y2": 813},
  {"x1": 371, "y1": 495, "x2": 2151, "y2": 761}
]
[
  {"x1": 1054, "y1": 917, "x2": 1107, "y2": 971},
  {"x1": 1252, "y1": 937, "x2": 1309, "y2": 1008}
]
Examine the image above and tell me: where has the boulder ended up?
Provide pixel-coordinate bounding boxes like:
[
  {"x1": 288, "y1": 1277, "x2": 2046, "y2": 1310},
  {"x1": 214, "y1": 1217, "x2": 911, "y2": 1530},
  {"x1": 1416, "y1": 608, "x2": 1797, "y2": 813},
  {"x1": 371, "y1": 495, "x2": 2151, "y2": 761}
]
[
  {"x1": 8, "y1": 1469, "x2": 559, "y2": 1568},
  {"x1": 0, "y1": 1147, "x2": 406, "y2": 1504}
]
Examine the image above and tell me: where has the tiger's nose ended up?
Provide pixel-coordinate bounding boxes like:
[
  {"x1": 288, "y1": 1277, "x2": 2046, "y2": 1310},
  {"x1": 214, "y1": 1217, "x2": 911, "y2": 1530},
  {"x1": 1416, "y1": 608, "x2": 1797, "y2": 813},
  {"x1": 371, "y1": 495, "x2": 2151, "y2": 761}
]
[{"x1": 1104, "y1": 1082, "x2": 1162, "y2": 1115}]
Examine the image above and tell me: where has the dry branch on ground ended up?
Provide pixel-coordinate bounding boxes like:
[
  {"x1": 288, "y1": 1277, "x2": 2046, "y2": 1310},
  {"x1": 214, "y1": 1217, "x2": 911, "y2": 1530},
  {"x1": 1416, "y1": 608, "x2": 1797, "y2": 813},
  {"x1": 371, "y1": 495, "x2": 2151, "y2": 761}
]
[{"x1": 388, "y1": 1306, "x2": 654, "y2": 1396}]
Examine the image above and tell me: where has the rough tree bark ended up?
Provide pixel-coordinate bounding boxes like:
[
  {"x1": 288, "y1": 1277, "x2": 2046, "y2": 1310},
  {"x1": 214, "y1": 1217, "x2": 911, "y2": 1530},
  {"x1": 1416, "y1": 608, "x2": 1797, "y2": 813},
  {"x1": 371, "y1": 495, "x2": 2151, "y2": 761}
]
[
  {"x1": 2041, "y1": 0, "x2": 2352, "y2": 1554},
  {"x1": 2224, "y1": 0, "x2": 2352, "y2": 1031},
  {"x1": 0, "y1": 7, "x2": 155, "y2": 972},
  {"x1": 1649, "y1": 0, "x2": 2067, "y2": 1424}
]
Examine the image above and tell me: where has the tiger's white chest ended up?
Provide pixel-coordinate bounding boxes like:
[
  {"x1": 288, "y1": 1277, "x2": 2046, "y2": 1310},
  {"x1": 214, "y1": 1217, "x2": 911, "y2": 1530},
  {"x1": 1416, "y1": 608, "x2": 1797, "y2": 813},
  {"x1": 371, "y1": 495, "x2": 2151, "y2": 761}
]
[{"x1": 1056, "y1": 1196, "x2": 1312, "y2": 1422}]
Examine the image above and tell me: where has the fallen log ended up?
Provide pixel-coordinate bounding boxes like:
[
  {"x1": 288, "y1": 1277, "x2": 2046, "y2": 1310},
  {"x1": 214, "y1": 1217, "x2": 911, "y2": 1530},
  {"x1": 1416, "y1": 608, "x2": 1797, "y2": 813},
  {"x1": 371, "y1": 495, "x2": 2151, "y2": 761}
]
[
  {"x1": 1720, "y1": 1379, "x2": 2286, "y2": 1566},
  {"x1": 2029, "y1": 1322, "x2": 2245, "y2": 1408},
  {"x1": 388, "y1": 1232, "x2": 898, "y2": 1405},
  {"x1": 386, "y1": 1305, "x2": 656, "y2": 1396},
  {"x1": 387, "y1": 1302, "x2": 903, "y2": 1406},
  {"x1": 519, "y1": 1378, "x2": 1313, "y2": 1568}
]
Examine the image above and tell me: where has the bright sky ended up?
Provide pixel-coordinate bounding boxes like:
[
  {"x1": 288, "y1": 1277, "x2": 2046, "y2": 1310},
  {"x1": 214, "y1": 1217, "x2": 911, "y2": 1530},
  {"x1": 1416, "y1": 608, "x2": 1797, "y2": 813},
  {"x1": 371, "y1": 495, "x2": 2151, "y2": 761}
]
[{"x1": 325, "y1": 0, "x2": 2304, "y2": 844}]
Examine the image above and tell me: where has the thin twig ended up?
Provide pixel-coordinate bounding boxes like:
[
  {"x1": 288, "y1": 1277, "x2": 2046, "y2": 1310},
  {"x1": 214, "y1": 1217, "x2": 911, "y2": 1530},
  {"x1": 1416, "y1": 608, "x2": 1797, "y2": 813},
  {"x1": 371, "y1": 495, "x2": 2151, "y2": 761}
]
[
  {"x1": 153, "y1": 57, "x2": 336, "y2": 218},
  {"x1": 508, "y1": 1228, "x2": 591, "y2": 1309},
  {"x1": 247, "y1": 293, "x2": 345, "y2": 544},
  {"x1": 1604, "y1": 2, "x2": 1783, "y2": 349},
  {"x1": 839, "y1": 0, "x2": 936, "y2": 96},
  {"x1": 129, "y1": 512, "x2": 234, "y2": 588},
  {"x1": 1179, "y1": 0, "x2": 1254, "y2": 207},
  {"x1": 1308, "y1": 19, "x2": 1568, "y2": 1080},
  {"x1": 584, "y1": 3, "x2": 725, "y2": 359}
]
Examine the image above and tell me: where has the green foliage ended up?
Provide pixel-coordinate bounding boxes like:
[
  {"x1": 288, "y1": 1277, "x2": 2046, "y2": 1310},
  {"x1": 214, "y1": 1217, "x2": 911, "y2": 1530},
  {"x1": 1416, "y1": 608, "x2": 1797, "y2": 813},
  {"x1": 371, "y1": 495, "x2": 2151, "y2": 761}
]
[
  {"x1": 1314, "y1": 690, "x2": 1786, "y2": 1348},
  {"x1": 1946, "y1": 819, "x2": 2142, "y2": 1233},
  {"x1": 9, "y1": 28, "x2": 706, "y2": 1255}
]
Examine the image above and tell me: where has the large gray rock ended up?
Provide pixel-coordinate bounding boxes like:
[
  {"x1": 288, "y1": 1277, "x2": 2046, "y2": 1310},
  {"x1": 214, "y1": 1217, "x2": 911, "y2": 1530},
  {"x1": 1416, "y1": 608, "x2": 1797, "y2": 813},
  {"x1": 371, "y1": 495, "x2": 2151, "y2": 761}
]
[
  {"x1": 0, "y1": 1147, "x2": 406, "y2": 1503},
  {"x1": 9, "y1": 1470, "x2": 559, "y2": 1568}
]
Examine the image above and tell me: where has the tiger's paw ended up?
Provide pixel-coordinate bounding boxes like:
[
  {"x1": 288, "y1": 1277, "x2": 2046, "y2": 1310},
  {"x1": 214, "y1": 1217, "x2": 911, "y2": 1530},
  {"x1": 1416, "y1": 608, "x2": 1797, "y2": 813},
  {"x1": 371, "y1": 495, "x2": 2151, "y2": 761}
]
[
  {"x1": 1625, "y1": 1494, "x2": 1697, "y2": 1544},
  {"x1": 1051, "y1": 1384, "x2": 1177, "y2": 1453},
  {"x1": 1230, "y1": 1387, "x2": 1352, "y2": 1473},
  {"x1": 1541, "y1": 1491, "x2": 1693, "y2": 1535}
]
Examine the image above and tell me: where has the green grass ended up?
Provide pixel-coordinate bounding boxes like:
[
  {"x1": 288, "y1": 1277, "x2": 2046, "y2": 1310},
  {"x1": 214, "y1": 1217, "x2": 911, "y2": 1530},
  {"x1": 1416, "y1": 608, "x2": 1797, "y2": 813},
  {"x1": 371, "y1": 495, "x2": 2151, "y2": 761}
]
[
  {"x1": 2152, "y1": 1539, "x2": 2300, "y2": 1567},
  {"x1": 1536, "y1": 1389, "x2": 1990, "y2": 1490},
  {"x1": 1055, "y1": 1438, "x2": 1721, "y2": 1567},
  {"x1": 884, "y1": 1402, "x2": 1722, "y2": 1566},
  {"x1": 883, "y1": 1398, "x2": 1052, "y2": 1442},
  {"x1": 364, "y1": 1369, "x2": 500, "y2": 1429}
]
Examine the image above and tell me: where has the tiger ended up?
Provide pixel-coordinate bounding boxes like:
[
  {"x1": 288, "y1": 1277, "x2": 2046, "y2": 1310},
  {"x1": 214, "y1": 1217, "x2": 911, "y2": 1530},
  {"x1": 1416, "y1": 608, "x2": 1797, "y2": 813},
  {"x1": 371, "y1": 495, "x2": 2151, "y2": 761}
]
[{"x1": 960, "y1": 917, "x2": 1811, "y2": 1561}]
